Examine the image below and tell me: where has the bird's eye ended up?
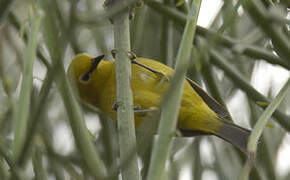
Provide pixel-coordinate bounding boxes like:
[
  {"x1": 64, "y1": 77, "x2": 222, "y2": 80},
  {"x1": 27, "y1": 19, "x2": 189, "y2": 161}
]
[
  {"x1": 79, "y1": 72, "x2": 91, "y2": 84},
  {"x1": 78, "y1": 54, "x2": 105, "y2": 84}
]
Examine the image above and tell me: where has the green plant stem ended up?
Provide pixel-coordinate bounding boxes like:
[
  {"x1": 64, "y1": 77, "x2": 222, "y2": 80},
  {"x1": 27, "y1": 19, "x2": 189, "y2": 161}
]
[
  {"x1": 54, "y1": 58, "x2": 107, "y2": 178},
  {"x1": 160, "y1": 0, "x2": 174, "y2": 67},
  {"x1": 202, "y1": 66, "x2": 225, "y2": 105},
  {"x1": 145, "y1": 0, "x2": 290, "y2": 70},
  {"x1": 248, "y1": 101, "x2": 276, "y2": 180},
  {"x1": 200, "y1": 56, "x2": 228, "y2": 110},
  {"x1": 258, "y1": 135, "x2": 277, "y2": 180},
  {"x1": 0, "y1": 139, "x2": 21, "y2": 180},
  {"x1": 8, "y1": 13, "x2": 51, "y2": 68},
  {"x1": 239, "y1": 160, "x2": 252, "y2": 180},
  {"x1": 209, "y1": 49, "x2": 290, "y2": 131},
  {"x1": 111, "y1": 9, "x2": 141, "y2": 180},
  {"x1": 0, "y1": 158, "x2": 8, "y2": 180},
  {"x1": 132, "y1": 6, "x2": 147, "y2": 55},
  {"x1": 13, "y1": 14, "x2": 42, "y2": 161},
  {"x1": 240, "y1": 78, "x2": 290, "y2": 179},
  {"x1": 145, "y1": 0, "x2": 186, "y2": 25},
  {"x1": 238, "y1": 45, "x2": 290, "y2": 70},
  {"x1": 192, "y1": 138, "x2": 202, "y2": 180},
  {"x1": 7, "y1": 12, "x2": 54, "y2": 166},
  {"x1": 41, "y1": 0, "x2": 107, "y2": 177},
  {"x1": 0, "y1": 0, "x2": 14, "y2": 29},
  {"x1": 42, "y1": 133, "x2": 83, "y2": 179},
  {"x1": 32, "y1": 146, "x2": 47, "y2": 180},
  {"x1": 146, "y1": 1, "x2": 202, "y2": 179},
  {"x1": 248, "y1": 79, "x2": 290, "y2": 155},
  {"x1": 17, "y1": 68, "x2": 55, "y2": 165},
  {"x1": 161, "y1": 9, "x2": 169, "y2": 65},
  {"x1": 242, "y1": 0, "x2": 290, "y2": 63},
  {"x1": 78, "y1": 0, "x2": 138, "y2": 24}
]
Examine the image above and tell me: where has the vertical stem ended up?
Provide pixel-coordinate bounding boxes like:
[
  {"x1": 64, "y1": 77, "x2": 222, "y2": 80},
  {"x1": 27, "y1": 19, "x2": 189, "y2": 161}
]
[
  {"x1": 32, "y1": 146, "x2": 47, "y2": 180},
  {"x1": 0, "y1": 0, "x2": 14, "y2": 28},
  {"x1": 0, "y1": 139, "x2": 21, "y2": 179},
  {"x1": 146, "y1": 1, "x2": 202, "y2": 179},
  {"x1": 41, "y1": 0, "x2": 107, "y2": 177},
  {"x1": 239, "y1": 160, "x2": 253, "y2": 180},
  {"x1": 13, "y1": 14, "x2": 42, "y2": 161},
  {"x1": 132, "y1": 5, "x2": 147, "y2": 55},
  {"x1": 0, "y1": 158, "x2": 8, "y2": 180},
  {"x1": 17, "y1": 68, "x2": 54, "y2": 165},
  {"x1": 248, "y1": 79, "x2": 290, "y2": 155},
  {"x1": 112, "y1": 6, "x2": 141, "y2": 180}
]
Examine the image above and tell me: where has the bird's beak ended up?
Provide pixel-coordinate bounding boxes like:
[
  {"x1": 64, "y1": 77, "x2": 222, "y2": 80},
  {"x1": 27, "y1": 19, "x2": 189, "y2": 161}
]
[{"x1": 90, "y1": 54, "x2": 105, "y2": 73}]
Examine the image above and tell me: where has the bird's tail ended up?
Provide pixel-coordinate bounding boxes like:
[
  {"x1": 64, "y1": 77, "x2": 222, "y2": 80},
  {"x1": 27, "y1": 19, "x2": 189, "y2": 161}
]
[
  {"x1": 181, "y1": 121, "x2": 251, "y2": 154},
  {"x1": 214, "y1": 121, "x2": 251, "y2": 154}
]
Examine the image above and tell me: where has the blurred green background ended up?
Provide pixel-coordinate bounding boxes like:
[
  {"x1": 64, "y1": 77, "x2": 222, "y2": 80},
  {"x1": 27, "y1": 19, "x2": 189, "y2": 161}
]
[{"x1": 0, "y1": 0, "x2": 289, "y2": 179}]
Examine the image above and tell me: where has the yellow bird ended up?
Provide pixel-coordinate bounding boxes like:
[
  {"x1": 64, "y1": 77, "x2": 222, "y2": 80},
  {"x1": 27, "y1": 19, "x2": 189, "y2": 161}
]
[{"x1": 67, "y1": 53, "x2": 251, "y2": 154}]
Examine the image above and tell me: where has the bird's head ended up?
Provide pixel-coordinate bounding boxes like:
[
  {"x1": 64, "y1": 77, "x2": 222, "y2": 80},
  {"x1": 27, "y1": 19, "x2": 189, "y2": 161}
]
[{"x1": 67, "y1": 53, "x2": 105, "y2": 104}]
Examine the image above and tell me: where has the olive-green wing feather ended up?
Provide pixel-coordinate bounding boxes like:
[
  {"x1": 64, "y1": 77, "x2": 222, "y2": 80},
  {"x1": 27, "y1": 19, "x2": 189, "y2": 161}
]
[
  {"x1": 185, "y1": 77, "x2": 251, "y2": 154},
  {"x1": 186, "y1": 77, "x2": 232, "y2": 121}
]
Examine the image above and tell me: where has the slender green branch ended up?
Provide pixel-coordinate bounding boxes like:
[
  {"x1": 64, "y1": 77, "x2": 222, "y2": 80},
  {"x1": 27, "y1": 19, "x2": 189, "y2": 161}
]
[
  {"x1": 8, "y1": 13, "x2": 51, "y2": 68},
  {"x1": 17, "y1": 68, "x2": 55, "y2": 165},
  {"x1": 110, "y1": 2, "x2": 141, "y2": 179},
  {"x1": 248, "y1": 100, "x2": 277, "y2": 180},
  {"x1": 77, "y1": 0, "x2": 138, "y2": 24},
  {"x1": 145, "y1": 0, "x2": 237, "y2": 47},
  {"x1": 42, "y1": 134, "x2": 83, "y2": 179},
  {"x1": 192, "y1": 138, "x2": 202, "y2": 180},
  {"x1": 146, "y1": 1, "x2": 202, "y2": 179},
  {"x1": 145, "y1": 0, "x2": 290, "y2": 70},
  {"x1": 209, "y1": 49, "x2": 290, "y2": 131},
  {"x1": 162, "y1": 0, "x2": 175, "y2": 67},
  {"x1": 243, "y1": 0, "x2": 290, "y2": 63},
  {"x1": 199, "y1": 55, "x2": 228, "y2": 110},
  {"x1": 240, "y1": 45, "x2": 290, "y2": 70},
  {"x1": 248, "y1": 79, "x2": 290, "y2": 155},
  {"x1": 0, "y1": 159, "x2": 8, "y2": 179},
  {"x1": 7, "y1": 13, "x2": 54, "y2": 165},
  {"x1": 41, "y1": 130, "x2": 83, "y2": 179},
  {"x1": 41, "y1": 0, "x2": 107, "y2": 177},
  {"x1": 258, "y1": 136, "x2": 277, "y2": 180},
  {"x1": 0, "y1": 0, "x2": 14, "y2": 28},
  {"x1": 239, "y1": 160, "x2": 252, "y2": 180},
  {"x1": 13, "y1": 13, "x2": 42, "y2": 161},
  {"x1": 132, "y1": 5, "x2": 147, "y2": 55},
  {"x1": 32, "y1": 146, "x2": 47, "y2": 180},
  {"x1": 0, "y1": 139, "x2": 21, "y2": 179},
  {"x1": 51, "y1": 37, "x2": 107, "y2": 179},
  {"x1": 145, "y1": 0, "x2": 186, "y2": 25},
  {"x1": 240, "y1": 79, "x2": 290, "y2": 179}
]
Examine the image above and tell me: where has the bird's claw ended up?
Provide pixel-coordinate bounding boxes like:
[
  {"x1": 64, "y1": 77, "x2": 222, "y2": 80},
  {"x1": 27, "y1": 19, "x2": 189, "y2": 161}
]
[
  {"x1": 111, "y1": 50, "x2": 137, "y2": 61},
  {"x1": 112, "y1": 99, "x2": 122, "y2": 111}
]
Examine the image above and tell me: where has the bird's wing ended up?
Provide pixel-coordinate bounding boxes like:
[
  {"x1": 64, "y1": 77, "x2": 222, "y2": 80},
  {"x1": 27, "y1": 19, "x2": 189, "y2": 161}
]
[{"x1": 186, "y1": 77, "x2": 232, "y2": 121}]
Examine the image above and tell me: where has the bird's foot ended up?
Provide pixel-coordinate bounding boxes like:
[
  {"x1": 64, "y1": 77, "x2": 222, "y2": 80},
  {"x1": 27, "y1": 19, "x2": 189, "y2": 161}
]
[{"x1": 112, "y1": 99, "x2": 122, "y2": 111}]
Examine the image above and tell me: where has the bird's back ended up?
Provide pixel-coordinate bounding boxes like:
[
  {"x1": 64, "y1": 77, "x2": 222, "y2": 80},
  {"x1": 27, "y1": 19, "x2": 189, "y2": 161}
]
[
  {"x1": 135, "y1": 58, "x2": 222, "y2": 132},
  {"x1": 97, "y1": 58, "x2": 221, "y2": 132}
]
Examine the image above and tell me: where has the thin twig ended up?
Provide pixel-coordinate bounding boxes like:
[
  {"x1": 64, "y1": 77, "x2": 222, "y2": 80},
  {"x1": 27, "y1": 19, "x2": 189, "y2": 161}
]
[
  {"x1": 146, "y1": 1, "x2": 202, "y2": 179},
  {"x1": 210, "y1": 49, "x2": 290, "y2": 131},
  {"x1": 109, "y1": 1, "x2": 141, "y2": 179},
  {"x1": 13, "y1": 13, "x2": 42, "y2": 161}
]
